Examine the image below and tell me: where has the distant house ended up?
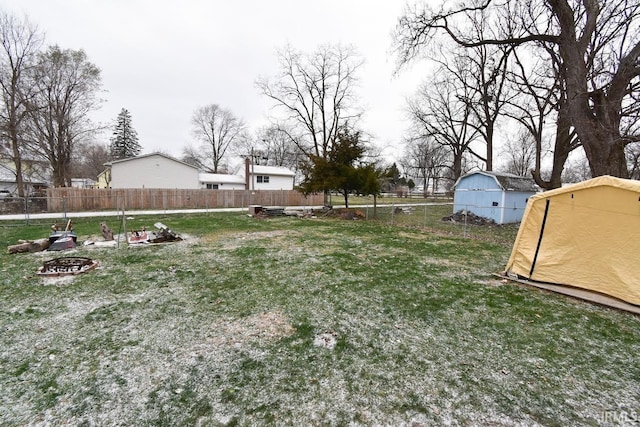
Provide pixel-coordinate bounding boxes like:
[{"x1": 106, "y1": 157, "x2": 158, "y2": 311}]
[
  {"x1": 96, "y1": 169, "x2": 111, "y2": 189},
  {"x1": 0, "y1": 161, "x2": 49, "y2": 195},
  {"x1": 199, "y1": 173, "x2": 246, "y2": 190},
  {"x1": 106, "y1": 153, "x2": 200, "y2": 189},
  {"x1": 104, "y1": 153, "x2": 296, "y2": 191},
  {"x1": 239, "y1": 159, "x2": 295, "y2": 190},
  {"x1": 453, "y1": 171, "x2": 538, "y2": 224},
  {"x1": 71, "y1": 178, "x2": 97, "y2": 189}
]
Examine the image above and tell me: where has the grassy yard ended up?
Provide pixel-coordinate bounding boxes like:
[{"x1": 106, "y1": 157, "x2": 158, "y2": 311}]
[{"x1": 0, "y1": 212, "x2": 638, "y2": 426}]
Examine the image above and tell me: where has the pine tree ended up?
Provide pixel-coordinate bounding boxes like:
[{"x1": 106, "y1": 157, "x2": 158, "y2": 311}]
[{"x1": 109, "y1": 108, "x2": 141, "y2": 159}]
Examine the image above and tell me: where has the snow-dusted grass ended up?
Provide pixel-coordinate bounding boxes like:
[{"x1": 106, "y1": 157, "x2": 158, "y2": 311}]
[{"x1": 1, "y1": 213, "x2": 639, "y2": 426}]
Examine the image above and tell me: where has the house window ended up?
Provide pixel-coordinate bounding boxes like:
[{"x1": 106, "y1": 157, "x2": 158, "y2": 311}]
[
  {"x1": 206, "y1": 184, "x2": 219, "y2": 189},
  {"x1": 256, "y1": 175, "x2": 270, "y2": 183}
]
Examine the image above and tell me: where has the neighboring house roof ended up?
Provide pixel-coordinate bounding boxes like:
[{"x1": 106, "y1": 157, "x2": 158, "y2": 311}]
[
  {"x1": 105, "y1": 152, "x2": 199, "y2": 170},
  {"x1": 240, "y1": 165, "x2": 296, "y2": 177},
  {"x1": 0, "y1": 164, "x2": 15, "y2": 182},
  {"x1": 199, "y1": 173, "x2": 246, "y2": 185},
  {"x1": 456, "y1": 171, "x2": 538, "y2": 192}
]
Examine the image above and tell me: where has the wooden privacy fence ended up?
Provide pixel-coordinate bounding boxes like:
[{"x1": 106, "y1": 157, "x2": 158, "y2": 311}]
[{"x1": 45, "y1": 188, "x2": 324, "y2": 212}]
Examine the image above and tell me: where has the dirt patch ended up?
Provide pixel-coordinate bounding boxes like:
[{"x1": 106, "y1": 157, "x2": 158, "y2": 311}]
[
  {"x1": 41, "y1": 275, "x2": 76, "y2": 287},
  {"x1": 313, "y1": 332, "x2": 338, "y2": 350},
  {"x1": 204, "y1": 230, "x2": 301, "y2": 248},
  {"x1": 207, "y1": 311, "x2": 296, "y2": 347},
  {"x1": 398, "y1": 231, "x2": 431, "y2": 240}
]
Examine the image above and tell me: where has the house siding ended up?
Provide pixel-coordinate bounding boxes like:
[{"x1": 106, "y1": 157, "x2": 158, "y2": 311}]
[
  {"x1": 248, "y1": 174, "x2": 294, "y2": 191},
  {"x1": 110, "y1": 155, "x2": 200, "y2": 189}
]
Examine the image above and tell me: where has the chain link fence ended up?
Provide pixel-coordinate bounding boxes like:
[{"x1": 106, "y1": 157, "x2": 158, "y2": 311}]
[
  {"x1": 357, "y1": 202, "x2": 522, "y2": 243},
  {"x1": 0, "y1": 196, "x2": 522, "y2": 243}
]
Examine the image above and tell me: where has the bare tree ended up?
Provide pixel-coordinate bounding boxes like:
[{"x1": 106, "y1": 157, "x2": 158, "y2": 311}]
[
  {"x1": 627, "y1": 143, "x2": 640, "y2": 179},
  {"x1": 71, "y1": 141, "x2": 110, "y2": 179},
  {"x1": 500, "y1": 130, "x2": 537, "y2": 177},
  {"x1": 190, "y1": 104, "x2": 245, "y2": 173},
  {"x1": 26, "y1": 45, "x2": 102, "y2": 187},
  {"x1": 429, "y1": 16, "x2": 513, "y2": 172},
  {"x1": 465, "y1": 43, "x2": 512, "y2": 172},
  {"x1": 503, "y1": 46, "x2": 581, "y2": 189},
  {"x1": 256, "y1": 44, "x2": 363, "y2": 160},
  {"x1": 407, "y1": 68, "x2": 482, "y2": 184},
  {"x1": 0, "y1": 10, "x2": 43, "y2": 196},
  {"x1": 562, "y1": 153, "x2": 592, "y2": 183},
  {"x1": 255, "y1": 125, "x2": 304, "y2": 168},
  {"x1": 401, "y1": 135, "x2": 450, "y2": 195},
  {"x1": 180, "y1": 143, "x2": 207, "y2": 170},
  {"x1": 394, "y1": 0, "x2": 640, "y2": 178}
]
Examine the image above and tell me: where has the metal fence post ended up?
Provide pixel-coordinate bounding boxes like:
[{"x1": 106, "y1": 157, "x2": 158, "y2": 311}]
[
  {"x1": 464, "y1": 205, "x2": 468, "y2": 238},
  {"x1": 424, "y1": 203, "x2": 428, "y2": 228},
  {"x1": 24, "y1": 197, "x2": 30, "y2": 225}
]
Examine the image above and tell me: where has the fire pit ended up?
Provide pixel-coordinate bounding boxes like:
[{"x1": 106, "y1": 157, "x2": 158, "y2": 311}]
[{"x1": 37, "y1": 256, "x2": 99, "y2": 277}]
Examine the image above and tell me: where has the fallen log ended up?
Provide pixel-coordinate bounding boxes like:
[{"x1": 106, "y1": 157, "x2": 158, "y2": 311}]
[{"x1": 8, "y1": 238, "x2": 51, "y2": 254}]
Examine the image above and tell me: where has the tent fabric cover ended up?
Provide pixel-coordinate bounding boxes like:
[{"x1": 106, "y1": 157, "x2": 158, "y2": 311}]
[{"x1": 504, "y1": 175, "x2": 640, "y2": 306}]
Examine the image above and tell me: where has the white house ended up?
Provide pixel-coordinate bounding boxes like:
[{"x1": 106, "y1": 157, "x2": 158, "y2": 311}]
[
  {"x1": 199, "y1": 173, "x2": 246, "y2": 190},
  {"x1": 104, "y1": 153, "x2": 296, "y2": 191},
  {"x1": 239, "y1": 159, "x2": 296, "y2": 190},
  {"x1": 106, "y1": 153, "x2": 200, "y2": 189}
]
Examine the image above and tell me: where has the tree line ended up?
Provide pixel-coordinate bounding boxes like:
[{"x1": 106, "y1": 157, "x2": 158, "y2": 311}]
[
  {"x1": 395, "y1": 0, "x2": 640, "y2": 190},
  {"x1": 2, "y1": 1, "x2": 639, "y2": 201}
]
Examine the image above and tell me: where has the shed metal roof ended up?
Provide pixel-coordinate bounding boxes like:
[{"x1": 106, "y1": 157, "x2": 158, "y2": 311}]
[{"x1": 457, "y1": 171, "x2": 538, "y2": 192}]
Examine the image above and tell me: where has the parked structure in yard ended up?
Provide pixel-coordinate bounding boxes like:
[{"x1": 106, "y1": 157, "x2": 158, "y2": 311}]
[
  {"x1": 504, "y1": 175, "x2": 640, "y2": 306},
  {"x1": 453, "y1": 171, "x2": 538, "y2": 224}
]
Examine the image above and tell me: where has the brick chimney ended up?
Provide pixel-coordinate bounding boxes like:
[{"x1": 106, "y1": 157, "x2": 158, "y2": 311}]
[{"x1": 245, "y1": 157, "x2": 250, "y2": 190}]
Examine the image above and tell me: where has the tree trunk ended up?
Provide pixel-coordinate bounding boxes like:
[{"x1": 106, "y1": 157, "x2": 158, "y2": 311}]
[
  {"x1": 571, "y1": 89, "x2": 628, "y2": 178},
  {"x1": 582, "y1": 134, "x2": 628, "y2": 178},
  {"x1": 552, "y1": 0, "x2": 629, "y2": 179},
  {"x1": 10, "y1": 127, "x2": 26, "y2": 198},
  {"x1": 531, "y1": 107, "x2": 576, "y2": 190},
  {"x1": 485, "y1": 125, "x2": 493, "y2": 171},
  {"x1": 8, "y1": 238, "x2": 50, "y2": 254},
  {"x1": 452, "y1": 152, "x2": 463, "y2": 182},
  {"x1": 373, "y1": 194, "x2": 377, "y2": 218}
]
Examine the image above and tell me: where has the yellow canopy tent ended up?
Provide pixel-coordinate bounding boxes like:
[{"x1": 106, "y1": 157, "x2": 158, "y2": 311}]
[{"x1": 504, "y1": 176, "x2": 640, "y2": 306}]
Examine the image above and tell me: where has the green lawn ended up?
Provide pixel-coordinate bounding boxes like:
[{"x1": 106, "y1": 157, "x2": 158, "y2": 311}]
[{"x1": 0, "y1": 213, "x2": 638, "y2": 426}]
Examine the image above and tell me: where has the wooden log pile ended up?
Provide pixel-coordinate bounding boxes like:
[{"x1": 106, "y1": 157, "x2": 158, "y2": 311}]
[{"x1": 8, "y1": 238, "x2": 51, "y2": 254}]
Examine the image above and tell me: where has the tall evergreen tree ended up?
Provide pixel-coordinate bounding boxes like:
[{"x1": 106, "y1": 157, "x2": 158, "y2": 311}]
[{"x1": 110, "y1": 108, "x2": 140, "y2": 159}]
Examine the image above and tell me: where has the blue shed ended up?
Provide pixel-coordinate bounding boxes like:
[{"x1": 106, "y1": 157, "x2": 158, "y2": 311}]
[{"x1": 453, "y1": 171, "x2": 538, "y2": 224}]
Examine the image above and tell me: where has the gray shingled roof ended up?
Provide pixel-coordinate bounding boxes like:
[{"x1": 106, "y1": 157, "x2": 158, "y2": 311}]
[{"x1": 488, "y1": 171, "x2": 538, "y2": 192}]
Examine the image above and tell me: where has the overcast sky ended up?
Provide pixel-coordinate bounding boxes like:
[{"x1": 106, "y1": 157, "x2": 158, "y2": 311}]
[{"x1": 3, "y1": 0, "x2": 434, "y2": 164}]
